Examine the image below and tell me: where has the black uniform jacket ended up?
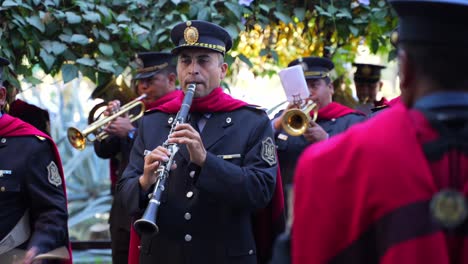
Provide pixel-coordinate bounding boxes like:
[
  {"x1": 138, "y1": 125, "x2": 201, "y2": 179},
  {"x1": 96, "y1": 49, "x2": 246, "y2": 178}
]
[
  {"x1": 118, "y1": 106, "x2": 278, "y2": 264},
  {"x1": 274, "y1": 110, "x2": 366, "y2": 185},
  {"x1": 0, "y1": 134, "x2": 68, "y2": 255}
]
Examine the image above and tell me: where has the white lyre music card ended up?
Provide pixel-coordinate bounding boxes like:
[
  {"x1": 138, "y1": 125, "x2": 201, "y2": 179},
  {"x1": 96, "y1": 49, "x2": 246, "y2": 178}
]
[{"x1": 278, "y1": 65, "x2": 310, "y2": 103}]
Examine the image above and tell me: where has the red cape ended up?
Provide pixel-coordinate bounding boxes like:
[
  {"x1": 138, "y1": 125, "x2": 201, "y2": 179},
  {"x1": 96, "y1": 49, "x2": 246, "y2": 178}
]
[
  {"x1": 0, "y1": 114, "x2": 72, "y2": 263},
  {"x1": 129, "y1": 88, "x2": 285, "y2": 264},
  {"x1": 293, "y1": 104, "x2": 468, "y2": 263},
  {"x1": 149, "y1": 87, "x2": 248, "y2": 113},
  {"x1": 388, "y1": 95, "x2": 401, "y2": 107},
  {"x1": 143, "y1": 89, "x2": 184, "y2": 110},
  {"x1": 316, "y1": 102, "x2": 365, "y2": 120},
  {"x1": 374, "y1": 96, "x2": 389, "y2": 107}
]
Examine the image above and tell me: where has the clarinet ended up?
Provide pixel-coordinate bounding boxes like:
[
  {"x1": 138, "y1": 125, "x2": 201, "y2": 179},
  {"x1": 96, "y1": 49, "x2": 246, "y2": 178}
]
[{"x1": 133, "y1": 83, "x2": 196, "y2": 236}]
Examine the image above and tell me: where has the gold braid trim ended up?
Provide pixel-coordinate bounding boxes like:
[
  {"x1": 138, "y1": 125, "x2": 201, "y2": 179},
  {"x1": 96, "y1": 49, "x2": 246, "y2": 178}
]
[
  {"x1": 304, "y1": 71, "x2": 329, "y2": 78},
  {"x1": 136, "y1": 62, "x2": 169, "y2": 73}
]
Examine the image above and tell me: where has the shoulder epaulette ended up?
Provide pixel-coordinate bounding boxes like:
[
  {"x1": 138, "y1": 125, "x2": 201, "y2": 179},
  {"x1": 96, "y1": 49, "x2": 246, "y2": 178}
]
[
  {"x1": 35, "y1": 135, "x2": 47, "y2": 141},
  {"x1": 245, "y1": 104, "x2": 267, "y2": 112}
]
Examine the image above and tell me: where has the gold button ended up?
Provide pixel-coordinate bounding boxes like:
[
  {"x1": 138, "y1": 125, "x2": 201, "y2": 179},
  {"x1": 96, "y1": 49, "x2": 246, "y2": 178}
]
[
  {"x1": 189, "y1": 171, "x2": 196, "y2": 178},
  {"x1": 186, "y1": 191, "x2": 194, "y2": 198},
  {"x1": 1, "y1": 186, "x2": 5, "y2": 192}
]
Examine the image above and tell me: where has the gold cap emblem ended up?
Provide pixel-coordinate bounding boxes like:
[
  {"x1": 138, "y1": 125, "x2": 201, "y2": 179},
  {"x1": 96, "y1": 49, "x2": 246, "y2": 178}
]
[
  {"x1": 184, "y1": 21, "x2": 199, "y2": 45},
  {"x1": 361, "y1": 65, "x2": 372, "y2": 76}
]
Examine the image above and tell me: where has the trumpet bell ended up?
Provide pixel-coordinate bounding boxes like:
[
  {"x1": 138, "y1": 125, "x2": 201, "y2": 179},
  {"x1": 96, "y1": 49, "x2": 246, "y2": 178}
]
[
  {"x1": 67, "y1": 127, "x2": 86, "y2": 150},
  {"x1": 281, "y1": 109, "x2": 310, "y2": 136},
  {"x1": 280, "y1": 100, "x2": 318, "y2": 136}
]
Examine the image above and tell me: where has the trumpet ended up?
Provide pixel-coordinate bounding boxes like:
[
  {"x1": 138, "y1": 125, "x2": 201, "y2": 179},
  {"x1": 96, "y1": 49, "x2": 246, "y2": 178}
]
[
  {"x1": 67, "y1": 93, "x2": 147, "y2": 150},
  {"x1": 281, "y1": 99, "x2": 318, "y2": 136},
  {"x1": 133, "y1": 83, "x2": 196, "y2": 236}
]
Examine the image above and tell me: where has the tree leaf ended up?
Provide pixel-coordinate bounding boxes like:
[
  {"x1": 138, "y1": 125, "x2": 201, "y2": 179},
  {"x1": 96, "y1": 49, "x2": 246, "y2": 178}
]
[
  {"x1": 97, "y1": 59, "x2": 115, "y2": 73},
  {"x1": 116, "y1": 14, "x2": 131, "y2": 22},
  {"x1": 39, "y1": 49, "x2": 55, "y2": 71},
  {"x1": 76, "y1": 57, "x2": 96, "y2": 66},
  {"x1": 225, "y1": 2, "x2": 241, "y2": 18},
  {"x1": 83, "y1": 11, "x2": 101, "y2": 23},
  {"x1": 40, "y1": 40, "x2": 67, "y2": 55},
  {"x1": 2, "y1": 0, "x2": 19, "y2": 7},
  {"x1": 61, "y1": 64, "x2": 79, "y2": 83},
  {"x1": 315, "y1": 5, "x2": 331, "y2": 17},
  {"x1": 274, "y1": 11, "x2": 292, "y2": 24},
  {"x1": 26, "y1": 16, "x2": 45, "y2": 32},
  {"x1": 98, "y1": 43, "x2": 113, "y2": 56},
  {"x1": 294, "y1": 7, "x2": 306, "y2": 21},
  {"x1": 65, "y1": 12, "x2": 82, "y2": 24},
  {"x1": 237, "y1": 53, "x2": 253, "y2": 68},
  {"x1": 349, "y1": 25, "x2": 358, "y2": 36},
  {"x1": 70, "y1": 34, "x2": 89, "y2": 45}
]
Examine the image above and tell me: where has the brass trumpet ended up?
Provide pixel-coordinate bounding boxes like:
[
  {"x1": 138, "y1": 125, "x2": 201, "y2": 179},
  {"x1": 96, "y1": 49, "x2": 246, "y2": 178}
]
[
  {"x1": 67, "y1": 94, "x2": 147, "y2": 150},
  {"x1": 281, "y1": 99, "x2": 318, "y2": 136}
]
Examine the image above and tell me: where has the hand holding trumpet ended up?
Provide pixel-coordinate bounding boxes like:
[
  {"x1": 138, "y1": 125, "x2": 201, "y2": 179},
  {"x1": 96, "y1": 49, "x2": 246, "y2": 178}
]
[{"x1": 103, "y1": 100, "x2": 135, "y2": 138}]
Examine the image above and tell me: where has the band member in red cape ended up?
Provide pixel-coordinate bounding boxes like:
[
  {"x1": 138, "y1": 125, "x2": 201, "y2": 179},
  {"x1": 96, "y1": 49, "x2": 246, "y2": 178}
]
[
  {"x1": 0, "y1": 57, "x2": 72, "y2": 263},
  {"x1": 93, "y1": 52, "x2": 180, "y2": 264},
  {"x1": 353, "y1": 63, "x2": 388, "y2": 115},
  {"x1": 271, "y1": 56, "x2": 366, "y2": 213},
  {"x1": 119, "y1": 20, "x2": 285, "y2": 264},
  {"x1": 292, "y1": 1, "x2": 468, "y2": 263},
  {"x1": 369, "y1": 95, "x2": 402, "y2": 117}
]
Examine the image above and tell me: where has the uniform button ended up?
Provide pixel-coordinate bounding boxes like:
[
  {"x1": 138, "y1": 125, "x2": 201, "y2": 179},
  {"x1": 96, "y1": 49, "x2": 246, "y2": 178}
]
[
  {"x1": 184, "y1": 212, "x2": 191, "y2": 220},
  {"x1": 249, "y1": 249, "x2": 254, "y2": 255},
  {"x1": 0, "y1": 186, "x2": 5, "y2": 192},
  {"x1": 0, "y1": 138, "x2": 5, "y2": 143},
  {"x1": 186, "y1": 191, "x2": 194, "y2": 198},
  {"x1": 184, "y1": 234, "x2": 192, "y2": 242},
  {"x1": 147, "y1": 193, "x2": 153, "y2": 199},
  {"x1": 189, "y1": 171, "x2": 196, "y2": 178},
  {"x1": 331, "y1": 118, "x2": 336, "y2": 122}
]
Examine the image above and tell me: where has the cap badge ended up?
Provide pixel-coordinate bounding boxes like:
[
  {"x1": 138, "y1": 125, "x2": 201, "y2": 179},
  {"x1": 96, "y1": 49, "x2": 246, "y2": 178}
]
[
  {"x1": 362, "y1": 65, "x2": 372, "y2": 76},
  {"x1": 300, "y1": 62, "x2": 308, "y2": 71},
  {"x1": 184, "y1": 21, "x2": 199, "y2": 45}
]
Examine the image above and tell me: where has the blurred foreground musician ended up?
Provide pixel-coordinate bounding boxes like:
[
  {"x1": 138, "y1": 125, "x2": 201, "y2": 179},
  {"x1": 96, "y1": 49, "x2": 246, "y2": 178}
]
[
  {"x1": 293, "y1": 1, "x2": 468, "y2": 263},
  {"x1": 0, "y1": 57, "x2": 71, "y2": 263}
]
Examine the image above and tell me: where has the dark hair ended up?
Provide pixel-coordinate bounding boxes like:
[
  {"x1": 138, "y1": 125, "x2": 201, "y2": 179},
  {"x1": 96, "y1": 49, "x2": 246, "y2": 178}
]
[{"x1": 401, "y1": 43, "x2": 468, "y2": 91}]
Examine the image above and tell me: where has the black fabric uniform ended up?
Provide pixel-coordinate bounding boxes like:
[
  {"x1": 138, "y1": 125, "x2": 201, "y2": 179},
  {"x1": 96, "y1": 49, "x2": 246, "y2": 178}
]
[
  {"x1": 93, "y1": 107, "x2": 141, "y2": 264},
  {"x1": 119, "y1": 106, "x2": 277, "y2": 264},
  {"x1": 274, "y1": 110, "x2": 366, "y2": 186},
  {"x1": 0, "y1": 125, "x2": 68, "y2": 261}
]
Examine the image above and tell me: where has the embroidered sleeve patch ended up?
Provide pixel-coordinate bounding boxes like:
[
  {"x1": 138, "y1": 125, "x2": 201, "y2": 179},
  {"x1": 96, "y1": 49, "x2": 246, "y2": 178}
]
[
  {"x1": 261, "y1": 137, "x2": 277, "y2": 166},
  {"x1": 47, "y1": 161, "x2": 62, "y2": 187}
]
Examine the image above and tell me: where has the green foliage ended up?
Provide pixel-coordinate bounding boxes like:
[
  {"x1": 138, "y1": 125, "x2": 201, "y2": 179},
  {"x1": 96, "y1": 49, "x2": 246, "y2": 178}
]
[{"x1": 0, "y1": 0, "x2": 397, "y2": 85}]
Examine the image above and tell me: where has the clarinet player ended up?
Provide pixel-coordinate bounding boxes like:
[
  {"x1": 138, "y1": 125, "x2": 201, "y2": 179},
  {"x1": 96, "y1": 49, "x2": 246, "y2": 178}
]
[{"x1": 118, "y1": 20, "x2": 283, "y2": 264}]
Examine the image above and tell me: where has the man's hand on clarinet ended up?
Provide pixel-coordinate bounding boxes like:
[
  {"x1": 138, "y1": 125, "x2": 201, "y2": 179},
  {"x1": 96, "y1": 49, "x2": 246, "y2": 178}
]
[{"x1": 168, "y1": 123, "x2": 207, "y2": 166}]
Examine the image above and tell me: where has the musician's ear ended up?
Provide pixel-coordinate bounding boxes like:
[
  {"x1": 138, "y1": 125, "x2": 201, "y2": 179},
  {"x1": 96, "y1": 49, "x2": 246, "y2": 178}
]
[
  {"x1": 0, "y1": 86, "x2": 6, "y2": 109},
  {"x1": 168, "y1": 72, "x2": 177, "y2": 85},
  {"x1": 220, "y1": 62, "x2": 228, "y2": 80}
]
